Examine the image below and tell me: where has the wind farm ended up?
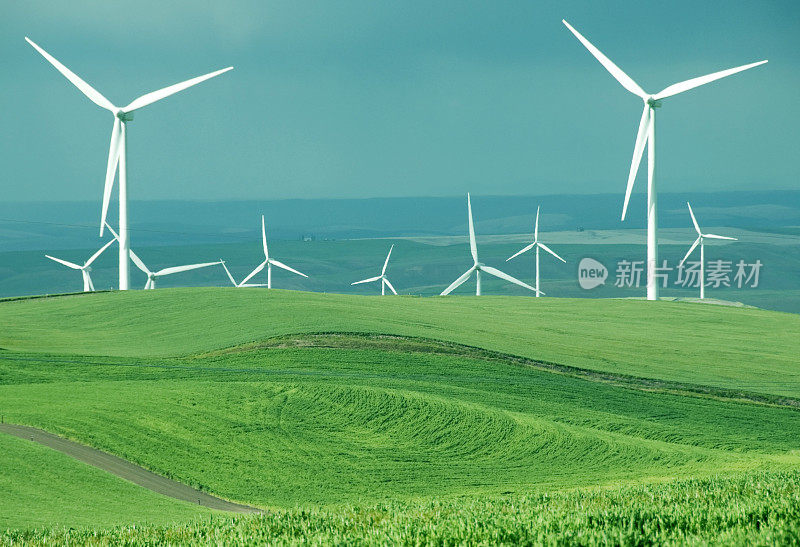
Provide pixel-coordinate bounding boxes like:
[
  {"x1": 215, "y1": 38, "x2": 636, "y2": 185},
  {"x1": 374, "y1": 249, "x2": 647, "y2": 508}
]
[
  {"x1": 562, "y1": 20, "x2": 766, "y2": 301},
  {"x1": 25, "y1": 37, "x2": 232, "y2": 291},
  {"x1": 1, "y1": 3, "x2": 796, "y2": 544},
  {"x1": 441, "y1": 194, "x2": 540, "y2": 296}
]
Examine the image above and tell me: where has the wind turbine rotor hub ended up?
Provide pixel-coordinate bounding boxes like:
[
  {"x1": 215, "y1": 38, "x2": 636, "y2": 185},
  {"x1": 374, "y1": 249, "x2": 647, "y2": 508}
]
[
  {"x1": 115, "y1": 109, "x2": 134, "y2": 122},
  {"x1": 646, "y1": 96, "x2": 662, "y2": 108}
]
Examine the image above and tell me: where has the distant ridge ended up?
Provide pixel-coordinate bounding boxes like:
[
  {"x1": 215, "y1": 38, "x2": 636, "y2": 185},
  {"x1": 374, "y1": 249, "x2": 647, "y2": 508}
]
[{"x1": 3, "y1": 190, "x2": 800, "y2": 251}]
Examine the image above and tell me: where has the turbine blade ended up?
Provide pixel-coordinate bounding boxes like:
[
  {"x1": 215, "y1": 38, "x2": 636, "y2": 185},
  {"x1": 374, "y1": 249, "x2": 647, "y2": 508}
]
[
  {"x1": 261, "y1": 215, "x2": 269, "y2": 259},
  {"x1": 680, "y1": 237, "x2": 701, "y2": 266},
  {"x1": 441, "y1": 267, "x2": 475, "y2": 296},
  {"x1": 481, "y1": 265, "x2": 539, "y2": 294},
  {"x1": 25, "y1": 37, "x2": 116, "y2": 111},
  {"x1": 383, "y1": 277, "x2": 398, "y2": 295},
  {"x1": 45, "y1": 255, "x2": 81, "y2": 269},
  {"x1": 85, "y1": 237, "x2": 116, "y2": 267},
  {"x1": 156, "y1": 261, "x2": 220, "y2": 277},
  {"x1": 382, "y1": 244, "x2": 394, "y2": 275},
  {"x1": 506, "y1": 242, "x2": 536, "y2": 262},
  {"x1": 269, "y1": 258, "x2": 308, "y2": 278},
  {"x1": 220, "y1": 260, "x2": 238, "y2": 286},
  {"x1": 87, "y1": 273, "x2": 95, "y2": 292},
  {"x1": 240, "y1": 260, "x2": 267, "y2": 286},
  {"x1": 123, "y1": 67, "x2": 233, "y2": 112},
  {"x1": 104, "y1": 222, "x2": 119, "y2": 240},
  {"x1": 704, "y1": 234, "x2": 737, "y2": 241},
  {"x1": 561, "y1": 21, "x2": 647, "y2": 99},
  {"x1": 537, "y1": 242, "x2": 567, "y2": 263},
  {"x1": 654, "y1": 60, "x2": 768, "y2": 101},
  {"x1": 534, "y1": 206, "x2": 540, "y2": 242},
  {"x1": 100, "y1": 118, "x2": 122, "y2": 236},
  {"x1": 129, "y1": 250, "x2": 151, "y2": 275},
  {"x1": 622, "y1": 104, "x2": 650, "y2": 221},
  {"x1": 467, "y1": 193, "x2": 478, "y2": 263},
  {"x1": 687, "y1": 202, "x2": 701, "y2": 235},
  {"x1": 352, "y1": 275, "x2": 382, "y2": 285}
]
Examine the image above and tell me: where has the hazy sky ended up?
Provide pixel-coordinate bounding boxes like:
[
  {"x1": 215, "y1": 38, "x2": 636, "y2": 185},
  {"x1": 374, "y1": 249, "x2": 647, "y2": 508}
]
[{"x1": 2, "y1": 1, "x2": 798, "y2": 202}]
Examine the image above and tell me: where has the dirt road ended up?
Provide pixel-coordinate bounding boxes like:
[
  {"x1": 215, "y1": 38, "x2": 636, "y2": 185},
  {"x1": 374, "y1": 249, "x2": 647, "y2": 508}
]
[{"x1": 0, "y1": 423, "x2": 260, "y2": 513}]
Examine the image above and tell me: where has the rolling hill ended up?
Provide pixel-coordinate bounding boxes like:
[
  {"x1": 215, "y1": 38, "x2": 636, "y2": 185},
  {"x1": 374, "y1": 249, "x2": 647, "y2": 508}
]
[{"x1": 1, "y1": 289, "x2": 799, "y2": 540}]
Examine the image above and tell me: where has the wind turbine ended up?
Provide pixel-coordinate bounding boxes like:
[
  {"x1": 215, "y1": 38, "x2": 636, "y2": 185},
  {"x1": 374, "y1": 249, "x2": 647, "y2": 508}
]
[
  {"x1": 441, "y1": 194, "x2": 541, "y2": 296},
  {"x1": 45, "y1": 238, "x2": 116, "y2": 292},
  {"x1": 220, "y1": 260, "x2": 267, "y2": 288},
  {"x1": 351, "y1": 244, "x2": 398, "y2": 295},
  {"x1": 26, "y1": 37, "x2": 232, "y2": 291},
  {"x1": 104, "y1": 224, "x2": 219, "y2": 289},
  {"x1": 562, "y1": 20, "x2": 766, "y2": 301},
  {"x1": 240, "y1": 216, "x2": 308, "y2": 289},
  {"x1": 506, "y1": 206, "x2": 566, "y2": 297},
  {"x1": 679, "y1": 202, "x2": 737, "y2": 300}
]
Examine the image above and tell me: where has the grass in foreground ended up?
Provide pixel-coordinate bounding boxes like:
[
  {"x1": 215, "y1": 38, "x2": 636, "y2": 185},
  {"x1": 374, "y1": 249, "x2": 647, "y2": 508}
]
[
  {"x1": 4, "y1": 471, "x2": 799, "y2": 545},
  {"x1": 2, "y1": 335, "x2": 799, "y2": 510},
  {"x1": 0, "y1": 434, "x2": 212, "y2": 530}
]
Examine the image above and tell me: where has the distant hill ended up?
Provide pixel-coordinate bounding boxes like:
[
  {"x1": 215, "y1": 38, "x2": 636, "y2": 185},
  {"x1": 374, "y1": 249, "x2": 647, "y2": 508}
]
[{"x1": 2, "y1": 190, "x2": 800, "y2": 251}]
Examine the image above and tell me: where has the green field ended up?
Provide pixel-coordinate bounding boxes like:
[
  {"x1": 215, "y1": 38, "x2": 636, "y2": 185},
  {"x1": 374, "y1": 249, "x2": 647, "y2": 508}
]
[{"x1": 1, "y1": 289, "x2": 799, "y2": 541}]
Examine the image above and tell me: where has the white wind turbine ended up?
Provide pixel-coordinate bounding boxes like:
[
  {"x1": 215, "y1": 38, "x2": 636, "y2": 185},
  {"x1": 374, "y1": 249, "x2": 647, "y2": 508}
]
[
  {"x1": 562, "y1": 20, "x2": 766, "y2": 301},
  {"x1": 220, "y1": 260, "x2": 267, "y2": 288},
  {"x1": 506, "y1": 206, "x2": 566, "y2": 297},
  {"x1": 26, "y1": 37, "x2": 232, "y2": 291},
  {"x1": 441, "y1": 194, "x2": 541, "y2": 296},
  {"x1": 240, "y1": 216, "x2": 308, "y2": 289},
  {"x1": 45, "y1": 238, "x2": 116, "y2": 292},
  {"x1": 680, "y1": 202, "x2": 737, "y2": 300},
  {"x1": 351, "y1": 244, "x2": 398, "y2": 295},
  {"x1": 104, "y1": 224, "x2": 220, "y2": 289}
]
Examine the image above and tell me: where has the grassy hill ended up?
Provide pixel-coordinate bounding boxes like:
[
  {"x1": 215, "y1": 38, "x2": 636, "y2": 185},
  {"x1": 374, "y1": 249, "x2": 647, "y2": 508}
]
[
  {"x1": 1, "y1": 288, "x2": 798, "y2": 397},
  {"x1": 1, "y1": 289, "x2": 799, "y2": 539}
]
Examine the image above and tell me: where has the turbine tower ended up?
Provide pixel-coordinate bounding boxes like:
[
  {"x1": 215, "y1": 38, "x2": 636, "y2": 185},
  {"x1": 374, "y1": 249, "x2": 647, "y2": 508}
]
[
  {"x1": 506, "y1": 206, "x2": 566, "y2": 297},
  {"x1": 45, "y1": 238, "x2": 116, "y2": 292},
  {"x1": 26, "y1": 37, "x2": 232, "y2": 291},
  {"x1": 680, "y1": 202, "x2": 737, "y2": 300},
  {"x1": 562, "y1": 20, "x2": 766, "y2": 301},
  {"x1": 441, "y1": 194, "x2": 541, "y2": 296},
  {"x1": 351, "y1": 244, "x2": 398, "y2": 295},
  {"x1": 240, "y1": 216, "x2": 308, "y2": 289}
]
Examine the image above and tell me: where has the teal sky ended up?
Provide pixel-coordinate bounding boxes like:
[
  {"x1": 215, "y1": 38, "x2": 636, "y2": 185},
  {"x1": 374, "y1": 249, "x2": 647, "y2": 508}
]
[{"x1": 1, "y1": 1, "x2": 797, "y2": 202}]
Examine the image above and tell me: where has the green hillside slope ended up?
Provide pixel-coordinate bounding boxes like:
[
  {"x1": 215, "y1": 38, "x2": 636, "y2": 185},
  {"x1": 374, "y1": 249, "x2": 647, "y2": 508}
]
[
  {"x1": 2, "y1": 335, "x2": 799, "y2": 511},
  {"x1": 1, "y1": 288, "x2": 798, "y2": 397},
  {"x1": 0, "y1": 434, "x2": 212, "y2": 530}
]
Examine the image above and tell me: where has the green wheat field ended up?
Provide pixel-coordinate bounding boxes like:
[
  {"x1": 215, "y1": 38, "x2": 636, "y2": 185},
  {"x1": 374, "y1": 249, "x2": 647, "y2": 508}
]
[{"x1": 1, "y1": 289, "x2": 799, "y2": 544}]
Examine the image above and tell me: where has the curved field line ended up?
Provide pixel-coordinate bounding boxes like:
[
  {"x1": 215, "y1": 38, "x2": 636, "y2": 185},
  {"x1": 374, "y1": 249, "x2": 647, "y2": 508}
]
[
  {"x1": 200, "y1": 332, "x2": 800, "y2": 409},
  {"x1": 0, "y1": 423, "x2": 260, "y2": 514}
]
